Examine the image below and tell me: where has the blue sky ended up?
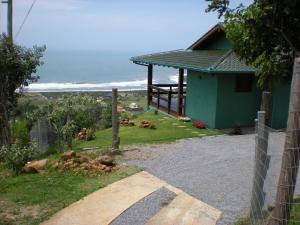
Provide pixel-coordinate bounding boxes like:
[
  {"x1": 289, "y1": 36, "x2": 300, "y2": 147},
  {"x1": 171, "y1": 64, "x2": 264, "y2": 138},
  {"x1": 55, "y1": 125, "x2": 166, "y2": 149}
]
[{"x1": 0, "y1": 0, "x2": 252, "y2": 52}]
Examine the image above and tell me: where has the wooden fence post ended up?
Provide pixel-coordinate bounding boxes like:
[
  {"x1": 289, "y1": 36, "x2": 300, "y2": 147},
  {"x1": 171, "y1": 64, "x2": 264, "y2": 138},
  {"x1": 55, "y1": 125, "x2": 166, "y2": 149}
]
[
  {"x1": 261, "y1": 91, "x2": 272, "y2": 125},
  {"x1": 250, "y1": 111, "x2": 270, "y2": 220},
  {"x1": 267, "y1": 57, "x2": 300, "y2": 225},
  {"x1": 112, "y1": 88, "x2": 120, "y2": 150}
]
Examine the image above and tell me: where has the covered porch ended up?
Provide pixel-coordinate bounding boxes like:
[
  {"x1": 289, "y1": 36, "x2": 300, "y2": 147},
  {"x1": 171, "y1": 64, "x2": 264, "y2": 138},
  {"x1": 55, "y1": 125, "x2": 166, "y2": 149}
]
[{"x1": 147, "y1": 65, "x2": 186, "y2": 117}]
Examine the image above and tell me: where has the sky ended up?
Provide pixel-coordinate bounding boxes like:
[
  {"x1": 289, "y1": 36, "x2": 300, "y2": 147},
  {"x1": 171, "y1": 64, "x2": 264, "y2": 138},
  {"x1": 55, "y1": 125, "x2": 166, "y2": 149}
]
[{"x1": 0, "y1": 0, "x2": 253, "y2": 53}]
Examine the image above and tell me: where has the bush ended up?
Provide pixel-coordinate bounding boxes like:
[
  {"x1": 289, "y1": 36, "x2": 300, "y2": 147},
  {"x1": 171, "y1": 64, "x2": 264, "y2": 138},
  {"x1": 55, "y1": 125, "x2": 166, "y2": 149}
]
[
  {"x1": 0, "y1": 142, "x2": 38, "y2": 174},
  {"x1": 85, "y1": 129, "x2": 96, "y2": 141},
  {"x1": 101, "y1": 105, "x2": 112, "y2": 128},
  {"x1": 120, "y1": 111, "x2": 133, "y2": 120},
  {"x1": 12, "y1": 119, "x2": 30, "y2": 147}
]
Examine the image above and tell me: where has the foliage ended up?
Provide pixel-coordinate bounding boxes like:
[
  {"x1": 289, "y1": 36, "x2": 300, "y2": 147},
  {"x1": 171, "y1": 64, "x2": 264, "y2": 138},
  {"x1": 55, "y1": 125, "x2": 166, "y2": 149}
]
[
  {"x1": 120, "y1": 111, "x2": 133, "y2": 120},
  {"x1": 0, "y1": 142, "x2": 37, "y2": 174},
  {"x1": 0, "y1": 34, "x2": 45, "y2": 147},
  {"x1": 101, "y1": 103, "x2": 112, "y2": 128},
  {"x1": 23, "y1": 95, "x2": 107, "y2": 148},
  {"x1": 85, "y1": 129, "x2": 96, "y2": 141},
  {"x1": 61, "y1": 120, "x2": 77, "y2": 148},
  {"x1": 12, "y1": 119, "x2": 30, "y2": 147},
  {"x1": 206, "y1": 0, "x2": 300, "y2": 88}
]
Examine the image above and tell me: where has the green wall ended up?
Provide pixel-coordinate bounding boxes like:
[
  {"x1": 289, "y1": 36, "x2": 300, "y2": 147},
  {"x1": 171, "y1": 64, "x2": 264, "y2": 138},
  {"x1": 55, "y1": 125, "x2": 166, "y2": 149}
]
[
  {"x1": 200, "y1": 33, "x2": 232, "y2": 50},
  {"x1": 186, "y1": 71, "x2": 261, "y2": 129},
  {"x1": 215, "y1": 74, "x2": 261, "y2": 128},
  {"x1": 185, "y1": 70, "x2": 218, "y2": 128},
  {"x1": 270, "y1": 82, "x2": 291, "y2": 129}
]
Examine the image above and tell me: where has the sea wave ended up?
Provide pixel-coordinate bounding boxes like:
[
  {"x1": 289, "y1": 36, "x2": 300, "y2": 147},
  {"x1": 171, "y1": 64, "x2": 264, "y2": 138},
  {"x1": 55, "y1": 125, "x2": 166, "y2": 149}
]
[
  {"x1": 168, "y1": 73, "x2": 188, "y2": 83},
  {"x1": 24, "y1": 80, "x2": 149, "y2": 92}
]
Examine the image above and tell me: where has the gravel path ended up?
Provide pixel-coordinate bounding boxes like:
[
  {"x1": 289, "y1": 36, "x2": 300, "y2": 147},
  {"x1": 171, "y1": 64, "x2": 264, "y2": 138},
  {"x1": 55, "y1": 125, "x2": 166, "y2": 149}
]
[
  {"x1": 124, "y1": 133, "x2": 300, "y2": 225},
  {"x1": 110, "y1": 187, "x2": 176, "y2": 225}
]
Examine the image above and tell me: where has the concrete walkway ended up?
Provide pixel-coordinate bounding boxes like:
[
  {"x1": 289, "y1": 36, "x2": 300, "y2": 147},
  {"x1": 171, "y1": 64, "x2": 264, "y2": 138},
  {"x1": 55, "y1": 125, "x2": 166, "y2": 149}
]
[{"x1": 42, "y1": 171, "x2": 221, "y2": 225}]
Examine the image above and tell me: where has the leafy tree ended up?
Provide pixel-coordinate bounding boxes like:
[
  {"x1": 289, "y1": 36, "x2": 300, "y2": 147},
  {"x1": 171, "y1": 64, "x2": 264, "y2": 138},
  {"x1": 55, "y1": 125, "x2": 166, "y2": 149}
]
[
  {"x1": 0, "y1": 34, "x2": 45, "y2": 147},
  {"x1": 206, "y1": 0, "x2": 300, "y2": 88}
]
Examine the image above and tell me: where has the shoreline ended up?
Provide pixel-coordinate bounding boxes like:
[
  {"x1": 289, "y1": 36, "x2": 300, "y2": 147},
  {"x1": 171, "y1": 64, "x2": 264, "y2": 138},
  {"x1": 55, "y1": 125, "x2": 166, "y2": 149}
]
[{"x1": 23, "y1": 88, "x2": 147, "y2": 93}]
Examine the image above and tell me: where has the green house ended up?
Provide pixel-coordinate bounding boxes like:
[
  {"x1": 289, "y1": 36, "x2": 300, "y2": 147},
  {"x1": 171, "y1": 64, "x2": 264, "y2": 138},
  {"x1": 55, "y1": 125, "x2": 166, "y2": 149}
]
[{"x1": 131, "y1": 24, "x2": 290, "y2": 129}]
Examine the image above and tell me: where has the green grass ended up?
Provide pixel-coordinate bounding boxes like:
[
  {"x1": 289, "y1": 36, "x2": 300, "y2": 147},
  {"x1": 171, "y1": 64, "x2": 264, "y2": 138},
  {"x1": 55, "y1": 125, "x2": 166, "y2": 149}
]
[
  {"x1": 0, "y1": 164, "x2": 140, "y2": 225},
  {"x1": 234, "y1": 199, "x2": 300, "y2": 225},
  {"x1": 75, "y1": 110, "x2": 221, "y2": 150}
]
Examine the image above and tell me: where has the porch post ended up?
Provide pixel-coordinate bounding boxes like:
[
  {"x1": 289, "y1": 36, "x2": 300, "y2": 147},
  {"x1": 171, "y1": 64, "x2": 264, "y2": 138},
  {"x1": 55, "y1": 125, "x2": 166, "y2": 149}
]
[
  {"x1": 177, "y1": 68, "x2": 184, "y2": 116},
  {"x1": 147, "y1": 64, "x2": 153, "y2": 107}
]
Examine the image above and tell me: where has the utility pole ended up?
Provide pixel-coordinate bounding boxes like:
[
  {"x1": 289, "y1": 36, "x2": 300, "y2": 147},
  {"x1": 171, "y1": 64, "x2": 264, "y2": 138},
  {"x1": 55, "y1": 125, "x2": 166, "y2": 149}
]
[
  {"x1": 7, "y1": 0, "x2": 12, "y2": 39},
  {"x1": 1, "y1": 0, "x2": 12, "y2": 39}
]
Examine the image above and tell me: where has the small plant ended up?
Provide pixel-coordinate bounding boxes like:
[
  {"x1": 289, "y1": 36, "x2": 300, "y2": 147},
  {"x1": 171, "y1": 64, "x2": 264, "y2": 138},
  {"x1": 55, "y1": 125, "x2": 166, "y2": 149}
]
[
  {"x1": 230, "y1": 122, "x2": 242, "y2": 135},
  {"x1": 12, "y1": 119, "x2": 30, "y2": 147},
  {"x1": 85, "y1": 129, "x2": 96, "y2": 141},
  {"x1": 0, "y1": 142, "x2": 38, "y2": 174},
  {"x1": 62, "y1": 120, "x2": 77, "y2": 149},
  {"x1": 154, "y1": 110, "x2": 158, "y2": 115}
]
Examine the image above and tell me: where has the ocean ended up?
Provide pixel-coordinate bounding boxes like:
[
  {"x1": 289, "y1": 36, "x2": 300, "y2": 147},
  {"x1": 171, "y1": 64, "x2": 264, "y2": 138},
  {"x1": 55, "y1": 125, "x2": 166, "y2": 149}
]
[{"x1": 26, "y1": 50, "x2": 179, "y2": 92}]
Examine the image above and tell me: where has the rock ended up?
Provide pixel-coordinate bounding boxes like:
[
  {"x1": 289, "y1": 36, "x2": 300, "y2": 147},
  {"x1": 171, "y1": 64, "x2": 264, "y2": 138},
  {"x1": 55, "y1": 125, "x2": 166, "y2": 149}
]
[
  {"x1": 22, "y1": 165, "x2": 38, "y2": 174},
  {"x1": 104, "y1": 167, "x2": 112, "y2": 172},
  {"x1": 61, "y1": 151, "x2": 76, "y2": 161},
  {"x1": 22, "y1": 159, "x2": 48, "y2": 173},
  {"x1": 74, "y1": 155, "x2": 89, "y2": 164},
  {"x1": 99, "y1": 156, "x2": 114, "y2": 166}
]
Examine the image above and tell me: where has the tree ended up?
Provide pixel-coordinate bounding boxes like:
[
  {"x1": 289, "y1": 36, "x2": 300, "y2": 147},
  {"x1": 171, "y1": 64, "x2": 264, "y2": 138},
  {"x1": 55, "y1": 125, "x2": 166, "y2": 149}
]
[
  {"x1": 206, "y1": 0, "x2": 300, "y2": 88},
  {"x1": 0, "y1": 34, "x2": 45, "y2": 147}
]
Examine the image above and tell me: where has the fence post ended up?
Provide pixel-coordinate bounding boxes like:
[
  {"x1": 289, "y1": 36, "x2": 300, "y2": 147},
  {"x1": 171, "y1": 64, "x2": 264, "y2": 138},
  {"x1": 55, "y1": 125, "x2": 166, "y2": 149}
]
[
  {"x1": 250, "y1": 111, "x2": 270, "y2": 221},
  {"x1": 261, "y1": 91, "x2": 272, "y2": 125},
  {"x1": 112, "y1": 88, "x2": 120, "y2": 150}
]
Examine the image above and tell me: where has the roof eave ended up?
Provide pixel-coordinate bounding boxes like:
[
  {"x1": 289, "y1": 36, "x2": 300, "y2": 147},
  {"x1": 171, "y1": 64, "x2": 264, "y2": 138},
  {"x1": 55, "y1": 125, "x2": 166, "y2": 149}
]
[{"x1": 187, "y1": 23, "x2": 225, "y2": 50}]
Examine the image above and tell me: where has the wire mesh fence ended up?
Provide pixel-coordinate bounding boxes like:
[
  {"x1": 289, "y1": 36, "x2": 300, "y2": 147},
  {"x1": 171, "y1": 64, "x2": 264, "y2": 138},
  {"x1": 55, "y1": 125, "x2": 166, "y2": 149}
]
[{"x1": 249, "y1": 114, "x2": 300, "y2": 225}]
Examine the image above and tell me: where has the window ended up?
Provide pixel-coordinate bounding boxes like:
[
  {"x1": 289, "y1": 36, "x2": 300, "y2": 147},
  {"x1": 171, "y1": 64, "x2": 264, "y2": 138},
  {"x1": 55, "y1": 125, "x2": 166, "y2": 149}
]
[{"x1": 235, "y1": 74, "x2": 253, "y2": 92}]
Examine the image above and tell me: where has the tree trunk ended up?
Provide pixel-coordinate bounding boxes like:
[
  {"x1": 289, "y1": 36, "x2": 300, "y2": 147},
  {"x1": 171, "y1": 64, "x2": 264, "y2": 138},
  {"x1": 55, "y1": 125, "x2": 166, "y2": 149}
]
[
  {"x1": 0, "y1": 100, "x2": 11, "y2": 148},
  {"x1": 267, "y1": 57, "x2": 300, "y2": 225}
]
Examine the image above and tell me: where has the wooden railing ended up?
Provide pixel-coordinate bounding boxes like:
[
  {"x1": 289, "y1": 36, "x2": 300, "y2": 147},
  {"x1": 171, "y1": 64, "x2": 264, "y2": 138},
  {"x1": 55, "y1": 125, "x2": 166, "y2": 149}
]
[{"x1": 148, "y1": 84, "x2": 186, "y2": 115}]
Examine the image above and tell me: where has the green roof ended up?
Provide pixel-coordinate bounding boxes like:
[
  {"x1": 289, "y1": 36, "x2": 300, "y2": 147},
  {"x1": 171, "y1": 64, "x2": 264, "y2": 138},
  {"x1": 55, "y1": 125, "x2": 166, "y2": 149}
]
[{"x1": 131, "y1": 50, "x2": 255, "y2": 73}]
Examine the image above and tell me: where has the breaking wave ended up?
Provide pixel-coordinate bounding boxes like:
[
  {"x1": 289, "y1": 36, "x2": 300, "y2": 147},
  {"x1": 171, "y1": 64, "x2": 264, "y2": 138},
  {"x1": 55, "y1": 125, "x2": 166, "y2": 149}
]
[{"x1": 24, "y1": 80, "x2": 149, "y2": 92}]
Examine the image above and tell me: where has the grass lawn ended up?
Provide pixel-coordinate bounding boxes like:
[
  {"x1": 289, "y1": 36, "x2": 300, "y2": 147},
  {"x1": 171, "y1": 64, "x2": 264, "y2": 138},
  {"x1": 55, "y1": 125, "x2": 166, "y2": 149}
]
[
  {"x1": 0, "y1": 163, "x2": 139, "y2": 225},
  {"x1": 75, "y1": 110, "x2": 222, "y2": 150}
]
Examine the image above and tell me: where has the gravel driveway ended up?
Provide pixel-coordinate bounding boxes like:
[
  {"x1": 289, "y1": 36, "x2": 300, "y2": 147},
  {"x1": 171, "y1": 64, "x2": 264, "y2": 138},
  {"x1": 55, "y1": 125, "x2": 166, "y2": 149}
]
[{"x1": 124, "y1": 133, "x2": 300, "y2": 225}]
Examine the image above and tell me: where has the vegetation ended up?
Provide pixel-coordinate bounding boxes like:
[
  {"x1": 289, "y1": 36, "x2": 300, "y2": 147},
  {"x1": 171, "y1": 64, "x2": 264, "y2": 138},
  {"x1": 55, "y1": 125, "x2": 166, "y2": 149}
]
[
  {"x1": 234, "y1": 198, "x2": 300, "y2": 225},
  {"x1": 0, "y1": 35, "x2": 45, "y2": 147},
  {"x1": 0, "y1": 163, "x2": 139, "y2": 225},
  {"x1": 206, "y1": 0, "x2": 300, "y2": 88},
  {"x1": 75, "y1": 110, "x2": 221, "y2": 150},
  {"x1": 0, "y1": 142, "x2": 37, "y2": 175}
]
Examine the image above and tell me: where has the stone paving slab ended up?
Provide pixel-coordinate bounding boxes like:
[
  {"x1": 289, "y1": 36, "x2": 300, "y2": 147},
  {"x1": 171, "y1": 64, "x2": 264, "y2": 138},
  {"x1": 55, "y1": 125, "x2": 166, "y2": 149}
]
[
  {"x1": 41, "y1": 171, "x2": 221, "y2": 225},
  {"x1": 146, "y1": 192, "x2": 221, "y2": 225}
]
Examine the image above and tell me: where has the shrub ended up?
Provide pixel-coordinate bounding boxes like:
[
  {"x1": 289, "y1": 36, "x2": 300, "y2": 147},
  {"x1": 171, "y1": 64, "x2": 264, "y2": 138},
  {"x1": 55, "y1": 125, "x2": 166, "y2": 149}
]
[
  {"x1": 0, "y1": 142, "x2": 38, "y2": 174},
  {"x1": 12, "y1": 119, "x2": 30, "y2": 147},
  {"x1": 230, "y1": 122, "x2": 242, "y2": 135},
  {"x1": 85, "y1": 129, "x2": 96, "y2": 141},
  {"x1": 101, "y1": 104, "x2": 112, "y2": 128},
  {"x1": 61, "y1": 120, "x2": 77, "y2": 149},
  {"x1": 120, "y1": 111, "x2": 133, "y2": 120}
]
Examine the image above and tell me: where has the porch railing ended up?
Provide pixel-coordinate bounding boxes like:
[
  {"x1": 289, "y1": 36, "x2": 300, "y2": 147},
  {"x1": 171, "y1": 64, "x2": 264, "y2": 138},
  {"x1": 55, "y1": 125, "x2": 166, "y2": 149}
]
[{"x1": 148, "y1": 84, "x2": 186, "y2": 116}]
